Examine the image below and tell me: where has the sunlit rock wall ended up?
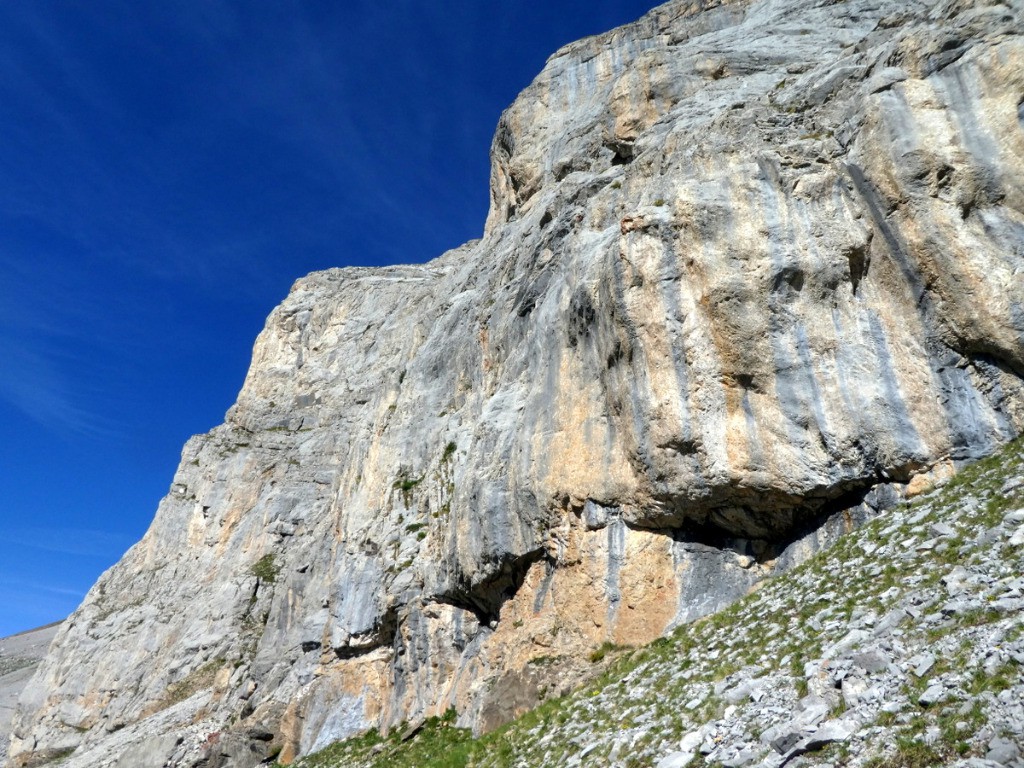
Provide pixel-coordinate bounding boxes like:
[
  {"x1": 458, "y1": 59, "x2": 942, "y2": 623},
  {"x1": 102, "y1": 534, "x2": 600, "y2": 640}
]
[{"x1": 11, "y1": 0, "x2": 1024, "y2": 765}]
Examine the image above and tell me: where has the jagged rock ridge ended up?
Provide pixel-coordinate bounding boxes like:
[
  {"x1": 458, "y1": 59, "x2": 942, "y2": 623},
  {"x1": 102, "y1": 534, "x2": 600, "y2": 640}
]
[{"x1": 10, "y1": 0, "x2": 1024, "y2": 765}]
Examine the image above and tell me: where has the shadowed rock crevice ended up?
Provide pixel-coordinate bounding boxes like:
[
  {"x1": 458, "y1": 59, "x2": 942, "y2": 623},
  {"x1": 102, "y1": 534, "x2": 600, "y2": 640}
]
[
  {"x1": 587, "y1": 471, "x2": 905, "y2": 567},
  {"x1": 605, "y1": 138, "x2": 635, "y2": 166},
  {"x1": 439, "y1": 549, "x2": 548, "y2": 628},
  {"x1": 637, "y1": 458, "x2": 920, "y2": 540},
  {"x1": 332, "y1": 606, "x2": 398, "y2": 660}
]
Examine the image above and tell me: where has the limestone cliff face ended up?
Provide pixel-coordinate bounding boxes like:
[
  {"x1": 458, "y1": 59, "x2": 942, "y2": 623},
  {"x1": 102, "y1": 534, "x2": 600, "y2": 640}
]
[{"x1": 11, "y1": 0, "x2": 1024, "y2": 765}]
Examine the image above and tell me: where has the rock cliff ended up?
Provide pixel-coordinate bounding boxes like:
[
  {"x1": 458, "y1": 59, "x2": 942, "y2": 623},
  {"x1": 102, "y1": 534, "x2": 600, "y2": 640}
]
[
  {"x1": 284, "y1": 431, "x2": 1024, "y2": 768},
  {"x1": 10, "y1": 0, "x2": 1024, "y2": 765}
]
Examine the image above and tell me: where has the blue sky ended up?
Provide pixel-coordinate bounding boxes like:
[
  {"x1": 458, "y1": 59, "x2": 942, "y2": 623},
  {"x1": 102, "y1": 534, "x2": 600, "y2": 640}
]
[{"x1": 0, "y1": 1, "x2": 657, "y2": 636}]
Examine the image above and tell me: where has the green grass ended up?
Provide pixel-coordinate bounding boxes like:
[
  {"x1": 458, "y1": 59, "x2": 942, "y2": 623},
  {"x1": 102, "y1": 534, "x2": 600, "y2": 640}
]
[
  {"x1": 863, "y1": 734, "x2": 944, "y2": 768},
  {"x1": 965, "y1": 662, "x2": 1018, "y2": 696},
  {"x1": 155, "y1": 658, "x2": 223, "y2": 711},
  {"x1": 588, "y1": 640, "x2": 628, "y2": 663},
  {"x1": 251, "y1": 553, "x2": 281, "y2": 584},
  {"x1": 289, "y1": 710, "x2": 477, "y2": 768},
  {"x1": 39, "y1": 747, "x2": 76, "y2": 765}
]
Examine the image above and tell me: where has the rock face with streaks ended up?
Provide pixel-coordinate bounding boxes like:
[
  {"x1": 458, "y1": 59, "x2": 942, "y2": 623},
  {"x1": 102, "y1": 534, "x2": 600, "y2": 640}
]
[{"x1": 10, "y1": 0, "x2": 1024, "y2": 765}]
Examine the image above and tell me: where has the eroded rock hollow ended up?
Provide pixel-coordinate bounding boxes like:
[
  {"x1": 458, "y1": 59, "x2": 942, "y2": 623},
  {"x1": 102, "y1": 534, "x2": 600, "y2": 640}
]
[{"x1": 11, "y1": 0, "x2": 1024, "y2": 764}]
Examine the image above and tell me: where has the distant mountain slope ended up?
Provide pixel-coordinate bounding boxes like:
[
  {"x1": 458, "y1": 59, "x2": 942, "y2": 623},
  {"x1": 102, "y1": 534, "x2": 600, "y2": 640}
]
[
  {"x1": 0, "y1": 624, "x2": 60, "y2": 766},
  {"x1": 289, "y1": 437, "x2": 1024, "y2": 767}
]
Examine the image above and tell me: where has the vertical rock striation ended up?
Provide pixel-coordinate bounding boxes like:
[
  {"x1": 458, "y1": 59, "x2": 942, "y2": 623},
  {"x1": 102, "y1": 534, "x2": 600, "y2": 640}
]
[{"x1": 10, "y1": 0, "x2": 1024, "y2": 765}]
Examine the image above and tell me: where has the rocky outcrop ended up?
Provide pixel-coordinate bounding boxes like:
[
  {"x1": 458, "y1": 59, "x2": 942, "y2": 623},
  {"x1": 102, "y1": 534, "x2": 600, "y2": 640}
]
[
  {"x1": 10, "y1": 0, "x2": 1024, "y2": 765},
  {"x1": 289, "y1": 430, "x2": 1024, "y2": 768}
]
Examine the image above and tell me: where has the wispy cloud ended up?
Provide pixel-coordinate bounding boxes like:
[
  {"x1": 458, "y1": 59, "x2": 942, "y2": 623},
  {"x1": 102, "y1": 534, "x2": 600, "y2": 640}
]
[
  {"x1": 0, "y1": 579, "x2": 83, "y2": 635},
  {"x1": 6, "y1": 526, "x2": 135, "y2": 559},
  {"x1": 0, "y1": 577, "x2": 85, "y2": 599},
  {"x1": 0, "y1": 335, "x2": 112, "y2": 438}
]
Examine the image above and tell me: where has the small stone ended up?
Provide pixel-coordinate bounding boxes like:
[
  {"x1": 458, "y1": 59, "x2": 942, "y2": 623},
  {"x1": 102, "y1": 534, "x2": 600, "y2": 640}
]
[
  {"x1": 1003, "y1": 508, "x2": 1024, "y2": 525},
  {"x1": 918, "y1": 684, "x2": 946, "y2": 707},
  {"x1": 680, "y1": 731, "x2": 704, "y2": 753},
  {"x1": 986, "y1": 736, "x2": 1021, "y2": 765},
  {"x1": 992, "y1": 597, "x2": 1024, "y2": 613},
  {"x1": 841, "y1": 675, "x2": 869, "y2": 707},
  {"x1": 853, "y1": 650, "x2": 889, "y2": 673},
  {"x1": 609, "y1": 739, "x2": 624, "y2": 762},
  {"x1": 656, "y1": 752, "x2": 695, "y2": 768},
  {"x1": 941, "y1": 600, "x2": 971, "y2": 616},
  {"x1": 977, "y1": 527, "x2": 1002, "y2": 546},
  {"x1": 942, "y1": 566, "x2": 970, "y2": 596},
  {"x1": 1000, "y1": 477, "x2": 1023, "y2": 494},
  {"x1": 725, "y1": 683, "x2": 751, "y2": 704},
  {"x1": 722, "y1": 747, "x2": 760, "y2": 767},
  {"x1": 803, "y1": 718, "x2": 859, "y2": 750},
  {"x1": 873, "y1": 609, "x2": 904, "y2": 636},
  {"x1": 771, "y1": 731, "x2": 803, "y2": 755},
  {"x1": 797, "y1": 698, "x2": 831, "y2": 727},
  {"x1": 830, "y1": 629, "x2": 869, "y2": 655},
  {"x1": 912, "y1": 653, "x2": 936, "y2": 677},
  {"x1": 754, "y1": 753, "x2": 786, "y2": 768}
]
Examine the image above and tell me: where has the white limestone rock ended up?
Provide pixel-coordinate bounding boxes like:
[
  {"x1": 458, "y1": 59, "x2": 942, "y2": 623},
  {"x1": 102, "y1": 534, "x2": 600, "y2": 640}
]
[{"x1": 10, "y1": 0, "x2": 1024, "y2": 765}]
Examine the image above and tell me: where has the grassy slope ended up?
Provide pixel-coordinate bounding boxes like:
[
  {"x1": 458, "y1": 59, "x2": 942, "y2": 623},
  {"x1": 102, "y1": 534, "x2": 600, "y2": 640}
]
[{"x1": 284, "y1": 438, "x2": 1024, "y2": 768}]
